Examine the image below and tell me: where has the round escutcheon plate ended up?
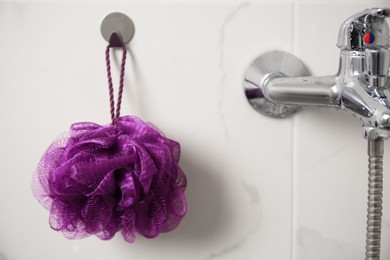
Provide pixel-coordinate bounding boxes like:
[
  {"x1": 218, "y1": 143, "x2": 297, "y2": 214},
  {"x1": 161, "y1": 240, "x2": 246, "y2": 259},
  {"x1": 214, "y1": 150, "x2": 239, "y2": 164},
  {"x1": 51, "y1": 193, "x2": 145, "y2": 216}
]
[{"x1": 243, "y1": 51, "x2": 310, "y2": 118}]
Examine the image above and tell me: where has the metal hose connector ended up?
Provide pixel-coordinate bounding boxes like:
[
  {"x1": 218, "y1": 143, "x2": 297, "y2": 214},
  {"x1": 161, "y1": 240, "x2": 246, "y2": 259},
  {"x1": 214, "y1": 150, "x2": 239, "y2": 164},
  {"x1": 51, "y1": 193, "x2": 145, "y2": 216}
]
[{"x1": 366, "y1": 139, "x2": 384, "y2": 260}]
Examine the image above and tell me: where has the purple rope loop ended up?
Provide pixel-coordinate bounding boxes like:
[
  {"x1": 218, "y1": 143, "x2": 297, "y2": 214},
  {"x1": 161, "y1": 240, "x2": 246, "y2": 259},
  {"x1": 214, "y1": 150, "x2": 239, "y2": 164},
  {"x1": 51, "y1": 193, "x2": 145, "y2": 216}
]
[{"x1": 105, "y1": 45, "x2": 127, "y2": 125}]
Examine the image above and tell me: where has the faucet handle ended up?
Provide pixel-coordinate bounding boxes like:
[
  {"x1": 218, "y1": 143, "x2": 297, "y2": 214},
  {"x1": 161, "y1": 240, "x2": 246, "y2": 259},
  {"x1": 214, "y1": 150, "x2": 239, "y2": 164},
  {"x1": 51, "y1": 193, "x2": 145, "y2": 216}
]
[{"x1": 337, "y1": 8, "x2": 390, "y2": 51}]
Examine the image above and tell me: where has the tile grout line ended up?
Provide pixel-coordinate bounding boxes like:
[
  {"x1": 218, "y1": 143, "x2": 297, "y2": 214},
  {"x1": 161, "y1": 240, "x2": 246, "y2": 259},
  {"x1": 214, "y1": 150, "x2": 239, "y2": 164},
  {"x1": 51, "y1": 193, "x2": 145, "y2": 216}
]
[
  {"x1": 291, "y1": 1, "x2": 297, "y2": 260},
  {"x1": 291, "y1": 110, "x2": 298, "y2": 260}
]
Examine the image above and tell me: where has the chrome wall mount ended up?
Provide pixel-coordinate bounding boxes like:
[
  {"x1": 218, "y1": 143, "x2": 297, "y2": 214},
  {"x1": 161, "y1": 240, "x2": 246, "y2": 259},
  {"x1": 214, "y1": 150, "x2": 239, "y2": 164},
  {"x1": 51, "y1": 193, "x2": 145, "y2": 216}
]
[
  {"x1": 243, "y1": 8, "x2": 390, "y2": 260},
  {"x1": 244, "y1": 51, "x2": 311, "y2": 118},
  {"x1": 101, "y1": 12, "x2": 135, "y2": 47}
]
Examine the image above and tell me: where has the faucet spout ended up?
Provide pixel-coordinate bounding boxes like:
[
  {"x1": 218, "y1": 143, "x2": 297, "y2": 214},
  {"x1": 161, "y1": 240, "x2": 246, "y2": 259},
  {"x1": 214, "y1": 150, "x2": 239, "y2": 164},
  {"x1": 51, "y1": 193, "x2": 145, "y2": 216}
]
[{"x1": 264, "y1": 75, "x2": 339, "y2": 107}]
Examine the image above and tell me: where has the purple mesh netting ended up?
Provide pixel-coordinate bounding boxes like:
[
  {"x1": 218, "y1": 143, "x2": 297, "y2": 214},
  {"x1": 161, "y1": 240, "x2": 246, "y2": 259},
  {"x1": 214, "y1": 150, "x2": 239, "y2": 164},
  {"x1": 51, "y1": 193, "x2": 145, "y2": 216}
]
[{"x1": 32, "y1": 115, "x2": 187, "y2": 243}]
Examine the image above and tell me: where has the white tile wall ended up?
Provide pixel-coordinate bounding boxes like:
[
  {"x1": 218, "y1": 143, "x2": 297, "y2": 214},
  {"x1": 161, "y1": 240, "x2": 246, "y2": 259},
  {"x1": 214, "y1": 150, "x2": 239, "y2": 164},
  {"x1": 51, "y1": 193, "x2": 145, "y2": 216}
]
[{"x1": 0, "y1": 1, "x2": 389, "y2": 260}]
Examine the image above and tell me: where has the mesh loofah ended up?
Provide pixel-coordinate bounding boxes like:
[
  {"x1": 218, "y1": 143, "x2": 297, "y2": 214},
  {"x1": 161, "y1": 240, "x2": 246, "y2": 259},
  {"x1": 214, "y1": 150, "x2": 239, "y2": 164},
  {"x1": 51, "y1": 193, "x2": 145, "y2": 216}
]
[
  {"x1": 32, "y1": 42, "x2": 187, "y2": 243},
  {"x1": 33, "y1": 116, "x2": 187, "y2": 242}
]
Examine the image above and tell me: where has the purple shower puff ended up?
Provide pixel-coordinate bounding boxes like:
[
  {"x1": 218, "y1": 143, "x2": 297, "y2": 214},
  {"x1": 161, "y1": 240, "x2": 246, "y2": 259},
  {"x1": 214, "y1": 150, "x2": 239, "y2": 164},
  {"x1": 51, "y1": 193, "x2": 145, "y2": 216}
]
[{"x1": 32, "y1": 115, "x2": 187, "y2": 243}]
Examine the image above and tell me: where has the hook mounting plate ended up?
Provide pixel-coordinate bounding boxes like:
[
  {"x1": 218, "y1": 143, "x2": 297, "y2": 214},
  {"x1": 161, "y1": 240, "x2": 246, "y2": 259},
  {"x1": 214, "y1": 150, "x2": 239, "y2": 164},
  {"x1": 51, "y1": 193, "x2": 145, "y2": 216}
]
[{"x1": 101, "y1": 12, "x2": 135, "y2": 46}]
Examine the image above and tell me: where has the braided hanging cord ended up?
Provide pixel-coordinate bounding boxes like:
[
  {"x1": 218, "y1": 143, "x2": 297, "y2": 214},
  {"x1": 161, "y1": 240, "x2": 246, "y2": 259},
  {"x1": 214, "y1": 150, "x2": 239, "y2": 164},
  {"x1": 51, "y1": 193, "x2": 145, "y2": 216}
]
[{"x1": 105, "y1": 45, "x2": 127, "y2": 124}]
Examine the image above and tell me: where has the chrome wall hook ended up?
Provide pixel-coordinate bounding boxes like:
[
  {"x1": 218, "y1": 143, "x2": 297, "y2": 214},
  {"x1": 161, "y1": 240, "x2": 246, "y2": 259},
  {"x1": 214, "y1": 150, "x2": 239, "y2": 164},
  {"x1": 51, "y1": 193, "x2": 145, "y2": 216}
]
[{"x1": 101, "y1": 12, "x2": 135, "y2": 47}]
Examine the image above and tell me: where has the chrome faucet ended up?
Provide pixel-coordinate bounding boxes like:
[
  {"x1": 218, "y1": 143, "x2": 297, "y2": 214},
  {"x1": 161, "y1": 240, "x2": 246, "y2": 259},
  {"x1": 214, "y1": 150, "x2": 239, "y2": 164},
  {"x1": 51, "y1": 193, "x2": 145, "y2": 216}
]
[{"x1": 243, "y1": 8, "x2": 390, "y2": 260}]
